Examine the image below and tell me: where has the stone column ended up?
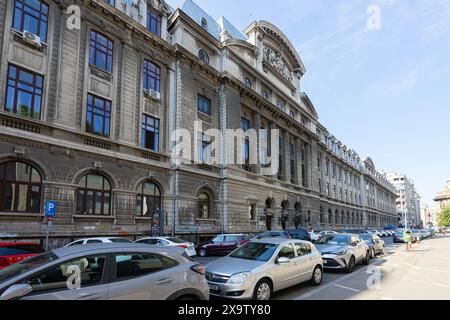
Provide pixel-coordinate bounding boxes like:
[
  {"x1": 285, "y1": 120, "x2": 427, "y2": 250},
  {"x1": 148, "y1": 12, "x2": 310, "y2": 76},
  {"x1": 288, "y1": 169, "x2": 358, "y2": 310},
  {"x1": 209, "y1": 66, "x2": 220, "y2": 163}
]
[
  {"x1": 295, "y1": 137, "x2": 302, "y2": 185},
  {"x1": 252, "y1": 110, "x2": 261, "y2": 175},
  {"x1": 283, "y1": 130, "x2": 290, "y2": 183}
]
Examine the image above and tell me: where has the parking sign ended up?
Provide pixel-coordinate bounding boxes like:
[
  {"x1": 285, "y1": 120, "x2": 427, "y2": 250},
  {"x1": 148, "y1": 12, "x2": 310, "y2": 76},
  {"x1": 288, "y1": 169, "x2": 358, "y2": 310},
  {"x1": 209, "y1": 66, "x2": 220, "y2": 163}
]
[{"x1": 45, "y1": 201, "x2": 57, "y2": 218}]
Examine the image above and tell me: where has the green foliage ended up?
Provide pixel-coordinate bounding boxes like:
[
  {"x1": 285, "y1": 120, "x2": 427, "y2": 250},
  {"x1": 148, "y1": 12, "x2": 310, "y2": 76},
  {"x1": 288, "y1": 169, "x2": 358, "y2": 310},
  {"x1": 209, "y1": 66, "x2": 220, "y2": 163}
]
[{"x1": 438, "y1": 204, "x2": 450, "y2": 227}]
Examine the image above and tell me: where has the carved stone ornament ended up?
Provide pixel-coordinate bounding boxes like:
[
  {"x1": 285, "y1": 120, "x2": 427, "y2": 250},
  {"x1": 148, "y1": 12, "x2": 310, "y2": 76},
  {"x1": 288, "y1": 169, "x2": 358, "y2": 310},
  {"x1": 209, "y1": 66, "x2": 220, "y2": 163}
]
[{"x1": 262, "y1": 46, "x2": 294, "y2": 82}]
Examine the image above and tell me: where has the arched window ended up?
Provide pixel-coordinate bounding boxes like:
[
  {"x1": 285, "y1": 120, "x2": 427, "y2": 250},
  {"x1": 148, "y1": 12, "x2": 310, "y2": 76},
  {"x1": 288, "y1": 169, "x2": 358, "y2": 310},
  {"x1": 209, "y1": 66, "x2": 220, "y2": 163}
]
[
  {"x1": 200, "y1": 17, "x2": 208, "y2": 30},
  {"x1": 335, "y1": 209, "x2": 339, "y2": 224},
  {"x1": 347, "y1": 212, "x2": 350, "y2": 225},
  {"x1": 341, "y1": 210, "x2": 345, "y2": 225},
  {"x1": 136, "y1": 181, "x2": 161, "y2": 216},
  {"x1": 328, "y1": 209, "x2": 332, "y2": 225},
  {"x1": 320, "y1": 207, "x2": 324, "y2": 224},
  {"x1": 244, "y1": 77, "x2": 252, "y2": 88},
  {"x1": 198, "y1": 49, "x2": 210, "y2": 65},
  {"x1": 0, "y1": 161, "x2": 42, "y2": 213},
  {"x1": 198, "y1": 191, "x2": 211, "y2": 219},
  {"x1": 76, "y1": 173, "x2": 111, "y2": 215}
]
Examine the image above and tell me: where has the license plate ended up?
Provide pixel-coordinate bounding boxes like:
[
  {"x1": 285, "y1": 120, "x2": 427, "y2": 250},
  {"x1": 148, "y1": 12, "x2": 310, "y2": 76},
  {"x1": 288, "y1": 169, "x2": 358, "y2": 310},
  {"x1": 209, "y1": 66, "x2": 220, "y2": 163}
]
[{"x1": 208, "y1": 283, "x2": 219, "y2": 291}]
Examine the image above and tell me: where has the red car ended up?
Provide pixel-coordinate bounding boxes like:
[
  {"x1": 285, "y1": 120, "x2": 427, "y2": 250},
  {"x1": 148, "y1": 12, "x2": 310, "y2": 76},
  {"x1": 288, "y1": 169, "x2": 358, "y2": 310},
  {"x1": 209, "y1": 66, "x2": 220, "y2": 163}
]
[
  {"x1": 196, "y1": 234, "x2": 249, "y2": 257},
  {"x1": 0, "y1": 242, "x2": 44, "y2": 270}
]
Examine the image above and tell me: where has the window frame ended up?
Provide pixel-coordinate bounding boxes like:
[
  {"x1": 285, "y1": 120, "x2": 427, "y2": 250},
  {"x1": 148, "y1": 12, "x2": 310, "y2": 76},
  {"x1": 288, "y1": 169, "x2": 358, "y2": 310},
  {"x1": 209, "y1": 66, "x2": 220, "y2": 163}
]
[
  {"x1": 89, "y1": 30, "x2": 114, "y2": 73},
  {"x1": 5, "y1": 64, "x2": 44, "y2": 120},
  {"x1": 197, "y1": 94, "x2": 211, "y2": 116},
  {"x1": 141, "y1": 114, "x2": 160, "y2": 151},
  {"x1": 136, "y1": 181, "x2": 162, "y2": 217},
  {"x1": 12, "y1": 0, "x2": 49, "y2": 42},
  {"x1": 76, "y1": 173, "x2": 112, "y2": 216},
  {"x1": 146, "y1": 7, "x2": 162, "y2": 36},
  {"x1": 85, "y1": 93, "x2": 111, "y2": 138},
  {"x1": 143, "y1": 59, "x2": 161, "y2": 93},
  {"x1": 0, "y1": 161, "x2": 42, "y2": 214}
]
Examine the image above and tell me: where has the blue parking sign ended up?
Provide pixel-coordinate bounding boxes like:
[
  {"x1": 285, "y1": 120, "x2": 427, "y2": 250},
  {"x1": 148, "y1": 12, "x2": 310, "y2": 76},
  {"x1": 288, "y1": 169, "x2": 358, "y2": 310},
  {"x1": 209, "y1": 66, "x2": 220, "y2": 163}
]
[{"x1": 45, "y1": 201, "x2": 56, "y2": 217}]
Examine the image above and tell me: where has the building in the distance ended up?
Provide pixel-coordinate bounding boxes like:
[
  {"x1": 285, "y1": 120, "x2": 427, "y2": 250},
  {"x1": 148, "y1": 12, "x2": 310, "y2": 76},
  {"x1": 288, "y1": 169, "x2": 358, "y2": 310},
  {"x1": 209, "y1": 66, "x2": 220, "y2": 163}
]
[
  {"x1": 386, "y1": 173, "x2": 421, "y2": 227},
  {"x1": 434, "y1": 181, "x2": 450, "y2": 211},
  {"x1": 0, "y1": 0, "x2": 397, "y2": 246},
  {"x1": 420, "y1": 204, "x2": 440, "y2": 228}
]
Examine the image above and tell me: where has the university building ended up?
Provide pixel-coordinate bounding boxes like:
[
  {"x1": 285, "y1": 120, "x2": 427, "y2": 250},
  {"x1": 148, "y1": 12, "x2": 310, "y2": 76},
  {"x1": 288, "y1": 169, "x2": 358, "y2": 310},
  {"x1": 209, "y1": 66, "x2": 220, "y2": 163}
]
[{"x1": 0, "y1": 0, "x2": 397, "y2": 245}]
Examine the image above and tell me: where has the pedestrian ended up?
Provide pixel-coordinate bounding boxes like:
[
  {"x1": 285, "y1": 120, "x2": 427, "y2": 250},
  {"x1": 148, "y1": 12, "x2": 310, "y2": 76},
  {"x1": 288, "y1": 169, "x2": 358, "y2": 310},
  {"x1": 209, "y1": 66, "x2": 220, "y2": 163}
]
[{"x1": 403, "y1": 229, "x2": 412, "y2": 251}]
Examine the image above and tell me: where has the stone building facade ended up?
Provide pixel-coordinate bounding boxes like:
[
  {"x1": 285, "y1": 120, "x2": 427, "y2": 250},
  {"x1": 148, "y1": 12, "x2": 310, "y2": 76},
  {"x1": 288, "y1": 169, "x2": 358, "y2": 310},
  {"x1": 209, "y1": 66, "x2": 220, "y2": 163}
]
[{"x1": 0, "y1": 0, "x2": 397, "y2": 245}]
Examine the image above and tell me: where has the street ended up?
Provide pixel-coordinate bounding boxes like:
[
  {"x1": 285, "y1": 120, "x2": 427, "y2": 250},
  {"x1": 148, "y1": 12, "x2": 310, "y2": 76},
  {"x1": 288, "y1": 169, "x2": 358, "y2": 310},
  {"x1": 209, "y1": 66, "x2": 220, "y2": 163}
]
[{"x1": 194, "y1": 235, "x2": 450, "y2": 300}]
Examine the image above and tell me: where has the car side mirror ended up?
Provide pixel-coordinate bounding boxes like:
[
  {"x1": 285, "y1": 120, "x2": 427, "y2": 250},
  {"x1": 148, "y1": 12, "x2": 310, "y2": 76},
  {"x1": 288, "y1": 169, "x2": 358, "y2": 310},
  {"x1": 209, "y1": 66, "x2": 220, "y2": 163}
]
[
  {"x1": 0, "y1": 284, "x2": 33, "y2": 300},
  {"x1": 276, "y1": 257, "x2": 291, "y2": 264}
]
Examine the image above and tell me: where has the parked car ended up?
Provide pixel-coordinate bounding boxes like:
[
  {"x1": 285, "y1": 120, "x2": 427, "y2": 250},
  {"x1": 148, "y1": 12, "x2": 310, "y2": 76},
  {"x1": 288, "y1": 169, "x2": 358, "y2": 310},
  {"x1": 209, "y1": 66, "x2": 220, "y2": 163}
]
[
  {"x1": 251, "y1": 231, "x2": 291, "y2": 240},
  {"x1": 205, "y1": 238, "x2": 323, "y2": 300},
  {"x1": 360, "y1": 234, "x2": 385, "y2": 259},
  {"x1": 0, "y1": 243, "x2": 209, "y2": 300},
  {"x1": 0, "y1": 243, "x2": 44, "y2": 270},
  {"x1": 65, "y1": 237, "x2": 133, "y2": 247},
  {"x1": 135, "y1": 237, "x2": 196, "y2": 257},
  {"x1": 315, "y1": 233, "x2": 370, "y2": 273},
  {"x1": 341, "y1": 229, "x2": 368, "y2": 235},
  {"x1": 393, "y1": 229, "x2": 416, "y2": 243},
  {"x1": 309, "y1": 232, "x2": 320, "y2": 242},
  {"x1": 318, "y1": 230, "x2": 338, "y2": 237},
  {"x1": 286, "y1": 228, "x2": 311, "y2": 241},
  {"x1": 196, "y1": 234, "x2": 249, "y2": 257}
]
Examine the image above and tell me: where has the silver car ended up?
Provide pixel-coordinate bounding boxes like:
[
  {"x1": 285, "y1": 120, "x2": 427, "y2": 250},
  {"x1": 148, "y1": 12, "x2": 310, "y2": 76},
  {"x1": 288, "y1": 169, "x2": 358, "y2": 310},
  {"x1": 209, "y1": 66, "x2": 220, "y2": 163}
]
[
  {"x1": 0, "y1": 243, "x2": 209, "y2": 300},
  {"x1": 205, "y1": 238, "x2": 323, "y2": 300},
  {"x1": 315, "y1": 233, "x2": 370, "y2": 273}
]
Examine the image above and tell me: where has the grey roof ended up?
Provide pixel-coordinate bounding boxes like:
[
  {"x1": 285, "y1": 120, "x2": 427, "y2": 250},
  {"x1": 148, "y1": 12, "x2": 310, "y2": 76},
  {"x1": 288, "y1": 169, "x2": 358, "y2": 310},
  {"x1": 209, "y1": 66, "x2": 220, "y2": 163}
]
[{"x1": 179, "y1": 0, "x2": 247, "y2": 41}]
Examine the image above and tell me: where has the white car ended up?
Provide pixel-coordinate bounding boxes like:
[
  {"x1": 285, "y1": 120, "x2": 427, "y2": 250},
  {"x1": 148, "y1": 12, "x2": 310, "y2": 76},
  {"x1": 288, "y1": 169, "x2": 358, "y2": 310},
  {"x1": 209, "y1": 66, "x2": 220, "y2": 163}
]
[
  {"x1": 65, "y1": 237, "x2": 133, "y2": 247},
  {"x1": 309, "y1": 232, "x2": 320, "y2": 241},
  {"x1": 135, "y1": 237, "x2": 197, "y2": 257}
]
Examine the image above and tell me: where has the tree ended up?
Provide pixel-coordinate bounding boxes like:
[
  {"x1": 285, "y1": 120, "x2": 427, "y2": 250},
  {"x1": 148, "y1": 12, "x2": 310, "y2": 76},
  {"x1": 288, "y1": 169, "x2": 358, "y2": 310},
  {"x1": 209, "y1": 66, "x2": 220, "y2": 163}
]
[{"x1": 438, "y1": 204, "x2": 450, "y2": 227}]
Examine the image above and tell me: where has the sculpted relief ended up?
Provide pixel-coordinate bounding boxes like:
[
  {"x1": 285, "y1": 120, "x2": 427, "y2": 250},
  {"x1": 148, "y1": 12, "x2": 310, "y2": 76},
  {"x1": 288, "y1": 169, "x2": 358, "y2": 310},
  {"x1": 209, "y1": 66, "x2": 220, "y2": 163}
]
[{"x1": 262, "y1": 46, "x2": 294, "y2": 82}]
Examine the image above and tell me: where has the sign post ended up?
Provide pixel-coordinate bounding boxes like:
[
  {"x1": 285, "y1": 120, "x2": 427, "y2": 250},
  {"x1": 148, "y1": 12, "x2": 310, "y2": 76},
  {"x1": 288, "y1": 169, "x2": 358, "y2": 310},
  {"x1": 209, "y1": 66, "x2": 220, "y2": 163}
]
[{"x1": 44, "y1": 201, "x2": 56, "y2": 251}]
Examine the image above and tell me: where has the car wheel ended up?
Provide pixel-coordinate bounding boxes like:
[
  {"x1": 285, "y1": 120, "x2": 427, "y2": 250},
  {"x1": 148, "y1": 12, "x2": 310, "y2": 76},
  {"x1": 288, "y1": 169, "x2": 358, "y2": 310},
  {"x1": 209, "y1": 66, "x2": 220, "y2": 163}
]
[
  {"x1": 346, "y1": 256, "x2": 356, "y2": 273},
  {"x1": 175, "y1": 295, "x2": 196, "y2": 300},
  {"x1": 198, "y1": 249, "x2": 207, "y2": 257},
  {"x1": 363, "y1": 251, "x2": 370, "y2": 265},
  {"x1": 371, "y1": 248, "x2": 375, "y2": 259},
  {"x1": 310, "y1": 266, "x2": 323, "y2": 286},
  {"x1": 253, "y1": 279, "x2": 272, "y2": 300}
]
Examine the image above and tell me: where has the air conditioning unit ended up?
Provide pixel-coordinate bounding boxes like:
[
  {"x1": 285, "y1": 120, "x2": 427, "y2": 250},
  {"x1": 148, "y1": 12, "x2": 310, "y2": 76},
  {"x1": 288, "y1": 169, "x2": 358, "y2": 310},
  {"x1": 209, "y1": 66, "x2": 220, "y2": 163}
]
[
  {"x1": 22, "y1": 30, "x2": 41, "y2": 48},
  {"x1": 145, "y1": 88, "x2": 161, "y2": 100}
]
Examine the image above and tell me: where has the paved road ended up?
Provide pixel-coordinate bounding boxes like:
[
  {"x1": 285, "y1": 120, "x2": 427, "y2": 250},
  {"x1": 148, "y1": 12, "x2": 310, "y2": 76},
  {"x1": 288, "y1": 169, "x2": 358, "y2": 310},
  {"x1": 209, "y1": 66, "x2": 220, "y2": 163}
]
[{"x1": 195, "y1": 236, "x2": 450, "y2": 300}]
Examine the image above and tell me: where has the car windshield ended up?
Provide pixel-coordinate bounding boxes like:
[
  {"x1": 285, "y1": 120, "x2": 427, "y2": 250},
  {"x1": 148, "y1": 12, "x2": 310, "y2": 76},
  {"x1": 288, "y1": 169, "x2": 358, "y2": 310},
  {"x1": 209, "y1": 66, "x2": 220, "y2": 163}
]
[
  {"x1": 0, "y1": 252, "x2": 58, "y2": 284},
  {"x1": 229, "y1": 242, "x2": 278, "y2": 261},
  {"x1": 166, "y1": 238, "x2": 187, "y2": 244},
  {"x1": 360, "y1": 235, "x2": 372, "y2": 241},
  {"x1": 316, "y1": 235, "x2": 350, "y2": 245},
  {"x1": 109, "y1": 238, "x2": 132, "y2": 243}
]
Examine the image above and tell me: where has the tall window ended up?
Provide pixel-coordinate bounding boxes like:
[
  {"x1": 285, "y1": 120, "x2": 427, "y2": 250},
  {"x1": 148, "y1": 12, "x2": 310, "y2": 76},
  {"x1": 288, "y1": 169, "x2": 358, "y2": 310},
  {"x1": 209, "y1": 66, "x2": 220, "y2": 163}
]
[
  {"x1": 197, "y1": 94, "x2": 211, "y2": 115},
  {"x1": 136, "y1": 181, "x2": 161, "y2": 216},
  {"x1": 300, "y1": 146, "x2": 306, "y2": 186},
  {"x1": 199, "y1": 133, "x2": 212, "y2": 163},
  {"x1": 141, "y1": 114, "x2": 160, "y2": 151},
  {"x1": 147, "y1": 8, "x2": 162, "y2": 36},
  {"x1": 13, "y1": 0, "x2": 49, "y2": 42},
  {"x1": 76, "y1": 173, "x2": 111, "y2": 216},
  {"x1": 143, "y1": 59, "x2": 160, "y2": 92},
  {"x1": 0, "y1": 161, "x2": 41, "y2": 213},
  {"x1": 86, "y1": 94, "x2": 111, "y2": 137},
  {"x1": 241, "y1": 118, "x2": 250, "y2": 166},
  {"x1": 289, "y1": 143, "x2": 295, "y2": 183},
  {"x1": 198, "y1": 192, "x2": 211, "y2": 219},
  {"x1": 5, "y1": 65, "x2": 43, "y2": 120},
  {"x1": 278, "y1": 135, "x2": 283, "y2": 179},
  {"x1": 89, "y1": 30, "x2": 113, "y2": 73}
]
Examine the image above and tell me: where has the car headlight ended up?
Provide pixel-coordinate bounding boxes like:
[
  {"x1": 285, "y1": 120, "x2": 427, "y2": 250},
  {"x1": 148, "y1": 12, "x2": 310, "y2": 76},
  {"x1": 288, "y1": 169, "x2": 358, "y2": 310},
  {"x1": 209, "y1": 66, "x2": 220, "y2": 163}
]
[
  {"x1": 228, "y1": 271, "x2": 252, "y2": 284},
  {"x1": 333, "y1": 250, "x2": 348, "y2": 256}
]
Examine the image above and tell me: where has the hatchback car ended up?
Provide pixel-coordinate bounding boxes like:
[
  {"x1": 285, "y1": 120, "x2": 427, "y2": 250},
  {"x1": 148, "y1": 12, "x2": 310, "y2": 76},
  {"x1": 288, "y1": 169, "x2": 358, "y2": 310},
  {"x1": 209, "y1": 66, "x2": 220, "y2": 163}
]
[
  {"x1": 196, "y1": 234, "x2": 249, "y2": 257},
  {"x1": 0, "y1": 244, "x2": 208, "y2": 300},
  {"x1": 65, "y1": 237, "x2": 133, "y2": 247},
  {"x1": 315, "y1": 233, "x2": 370, "y2": 273},
  {"x1": 205, "y1": 238, "x2": 323, "y2": 300},
  {"x1": 360, "y1": 234, "x2": 385, "y2": 259},
  {"x1": 135, "y1": 237, "x2": 196, "y2": 257},
  {"x1": 0, "y1": 243, "x2": 44, "y2": 270}
]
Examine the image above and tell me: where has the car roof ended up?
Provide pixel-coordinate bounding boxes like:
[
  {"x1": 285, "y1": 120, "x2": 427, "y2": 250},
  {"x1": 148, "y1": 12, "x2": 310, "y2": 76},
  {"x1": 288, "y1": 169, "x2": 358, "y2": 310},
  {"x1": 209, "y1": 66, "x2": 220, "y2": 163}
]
[
  {"x1": 52, "y1": 243, "x2": 183, "y2": 258},
  {"x1": 249, "y1": 238, "x2": 309, "y2": 245},
  {"x1": 72, "y1": 237, "x2": 129, "y2": 241}
]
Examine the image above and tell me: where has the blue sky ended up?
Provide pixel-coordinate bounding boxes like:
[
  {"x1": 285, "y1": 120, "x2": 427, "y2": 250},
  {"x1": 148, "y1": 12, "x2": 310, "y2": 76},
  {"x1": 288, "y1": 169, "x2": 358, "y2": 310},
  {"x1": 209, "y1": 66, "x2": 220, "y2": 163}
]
[{"x1": 166, "y1": 0, "x2": 450, "y2": 205}]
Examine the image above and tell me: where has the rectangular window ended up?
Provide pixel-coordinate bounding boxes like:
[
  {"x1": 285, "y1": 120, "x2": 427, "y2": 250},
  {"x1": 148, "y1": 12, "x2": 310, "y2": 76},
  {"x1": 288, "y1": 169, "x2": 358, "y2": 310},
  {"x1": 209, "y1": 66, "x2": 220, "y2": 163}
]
[
  {"x1": 300, "y1": 146, "x2": 306, "y2": 187},
  {"x1": 143, "y1": 59, "x2": 160, "y2": 92},
  {"x1": 5, "y1": 65, "x2": 43, "y2": 119},
  {"x1": 241, "y1": 118, "x2": 250, "y2": 164},
  {"x1": 12, "y1": 0, "x2": 49, "y2": 42},
  {"x1": 141, "y1": 114, "x2": 160, "y2": 151},
  {"x1": 86, "y1": 94, "x2": 111, "y2": 137},
  {"x1": 147, "y1": 8, "x2": 162, "y2": 36},
  {"x1": 89, "y1": 30, "x2": 114, "y2": 73},
  {"x1": 197, "y1": 94, "x2": 211, "y2": 115},
  {"x1": 106, "y1": 0, "x2": 115, "y2": 5}
]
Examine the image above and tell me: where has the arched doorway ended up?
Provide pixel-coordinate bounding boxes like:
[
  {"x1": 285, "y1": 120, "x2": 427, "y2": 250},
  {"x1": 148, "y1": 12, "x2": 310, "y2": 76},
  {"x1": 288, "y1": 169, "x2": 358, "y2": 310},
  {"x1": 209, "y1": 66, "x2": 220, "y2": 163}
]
[
  {"x1": 281, "y1": 200, "x2": 289, "y2": 230},
  {"x1": 294, "y1": 202, "x2": 302, "y2": 228}
]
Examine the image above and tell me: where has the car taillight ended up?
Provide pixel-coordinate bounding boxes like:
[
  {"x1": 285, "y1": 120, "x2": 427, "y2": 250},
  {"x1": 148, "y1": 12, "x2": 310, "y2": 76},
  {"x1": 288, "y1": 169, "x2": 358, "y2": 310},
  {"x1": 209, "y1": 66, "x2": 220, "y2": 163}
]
[
  {"x1": 177, "y1": 245, "x2": 188, "y2": 249},
  {"x1": 0, "y1": 257, "x2": 9, "y2": 267},
  {"x1": 190, "y1": 264, "x2": 205, "y2": 275}
]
